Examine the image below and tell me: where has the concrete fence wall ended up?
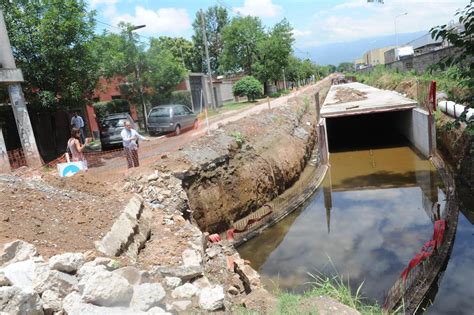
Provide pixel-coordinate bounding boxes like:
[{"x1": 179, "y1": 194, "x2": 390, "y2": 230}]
[
  {"x1": 357, "y1": 46, "x2": 459, "y2": 74},
  {"x1": 385, "y1": 46, "x2": 459, "y2": 73}
]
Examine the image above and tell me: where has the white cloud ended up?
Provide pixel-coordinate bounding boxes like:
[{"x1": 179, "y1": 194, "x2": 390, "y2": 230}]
[
  {"x1": 112, "y1": 6, "x2": 191, "y2": 35},
  {"x1": 89, "y1": 0, "x2": 117, "y2": 7},
  {"x1": 304, "y1": 0, "x2": 466, "y2": 45},
  {"x1": 293, "y1": 29, "x2": 312, "y2": 37},
  {"x1": 234, "y1": 0, "x2": 283, "y2": 18}
]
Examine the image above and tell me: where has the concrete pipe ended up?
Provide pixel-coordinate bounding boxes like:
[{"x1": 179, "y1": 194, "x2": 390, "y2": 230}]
[{"x1": 438, "y1": 100, "x2": 474, "y2": 122}]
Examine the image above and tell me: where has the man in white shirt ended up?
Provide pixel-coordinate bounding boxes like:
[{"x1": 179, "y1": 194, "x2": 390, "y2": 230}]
[
  {"x1": 70, "y1": 111, "x2": 85, "y2": 144},
  {"x1": 121, "y1": 121, "x2": 149, "y2": 168}
]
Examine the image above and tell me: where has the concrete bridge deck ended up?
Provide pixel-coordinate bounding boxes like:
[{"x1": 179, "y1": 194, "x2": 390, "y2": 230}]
[{"x1": 321, "y1": 82, "x2": 417, "y2": 117}]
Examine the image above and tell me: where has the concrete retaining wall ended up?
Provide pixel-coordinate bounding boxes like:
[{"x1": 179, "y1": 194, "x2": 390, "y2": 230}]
[{"x1": 395, "y1": 108, "x2": 435, "y2": 158}]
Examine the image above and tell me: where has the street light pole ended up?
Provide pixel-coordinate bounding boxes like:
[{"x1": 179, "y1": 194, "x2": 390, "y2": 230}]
[
  {"x1": 394, "y1": 12, "x2": 408, "y2": 48},
  {"x1": 127, "y1": 24, "x2": 148, "y2": 131}
]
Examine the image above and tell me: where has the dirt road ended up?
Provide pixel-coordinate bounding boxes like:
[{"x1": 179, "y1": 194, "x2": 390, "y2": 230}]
[{"x1": 88, "y1": 86, "x2": 315, "y2": 178}]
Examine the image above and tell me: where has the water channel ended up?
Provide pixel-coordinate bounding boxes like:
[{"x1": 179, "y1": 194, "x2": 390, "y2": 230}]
[{"x1": 238, "y1": 145, "x2": 474, "y2": 314}]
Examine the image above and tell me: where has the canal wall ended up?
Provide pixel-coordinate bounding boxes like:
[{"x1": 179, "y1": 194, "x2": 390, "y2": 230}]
[
  {"x1": 394, "y1": 108, "x2": 436, "y2": 158},
  {"x1": 163, "y1": 78, "x2": 332, "y2": 234}
]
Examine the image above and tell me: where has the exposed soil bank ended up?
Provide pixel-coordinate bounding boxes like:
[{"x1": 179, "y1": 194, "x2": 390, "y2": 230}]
[
  {"x1": 163, "y1": 79, "x2": 332, "y2": 234},
  {"x1": 436, "y1": 114, "x2": 474, "y2": 192}
]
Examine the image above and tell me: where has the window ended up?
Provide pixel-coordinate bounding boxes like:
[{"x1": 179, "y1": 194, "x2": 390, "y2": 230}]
[
  {"x1": 150, "y1": 107, "x2": 170, "y2": 118},
  {"x1": 173, "y1": 106, "x2": 185, "y2": 116},
  {"x1": 182, "y1": 106, "x2": 193, "y2": 114},
  {"x1": 102, "y1": 118, "x2": 126, "y2": 128}
]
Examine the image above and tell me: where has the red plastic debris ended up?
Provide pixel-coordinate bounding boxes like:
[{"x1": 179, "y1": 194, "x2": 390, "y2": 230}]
[{"x1": 209, "y1": 233, "x2": 221, "y2": 243}]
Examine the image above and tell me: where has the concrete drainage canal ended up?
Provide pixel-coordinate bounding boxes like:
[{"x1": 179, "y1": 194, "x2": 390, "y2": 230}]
[{"x1": 236, "y1": 83, "x2": 473, "y2": 314}]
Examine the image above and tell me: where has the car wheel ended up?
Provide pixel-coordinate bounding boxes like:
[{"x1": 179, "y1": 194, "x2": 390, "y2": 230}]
[
  {"x1": 149, "y1": 131, "x2": 156, "y2": 137},
  {"x1": 175, "y1": 125, "x2": 181, "y2": 136},
  {"x1": 193, "y1": 120, "x2": 199, "y2": 130}
]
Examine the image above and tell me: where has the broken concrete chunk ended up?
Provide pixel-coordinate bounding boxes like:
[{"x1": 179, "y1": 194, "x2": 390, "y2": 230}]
[
  {"x1": 171, "y1": 283, "x2": 198, "y2": 299},
  {"x1": 0, "y1": 260, "x2": 46, "y2": 291},
  {"x1": 153, "y1": 265, "x2": 202, "y2": 282},
  {"x1": 81, "y1": 270, "x2": 133, "y2": 307},
  {"x1": 0, "y1": 286, "x2": 44, "y2": 315},
  {"x1": 49, "y1": 252, "x2": 85, "y2": 273},
  {"x1": 192, "y1": 276, "x2": 211, "y2": 290},
  {"x1": 63, "y1": 291, "x2": 152, "y2": 315},
  {"x1": 182, "y1": 249, "x2": 202, "y2": 267},
  {"x1": 0, "y1": 240, "x2": 37, "y2": 266},
  {"x1": 198, "y1": 285, "x2": 225, "y2": 311},
  {"x1": 113, "y1": 266, "x2": 150, "y2": 285},
  {"x1": 130, "y1": 283, "x2": 166, "y2": 312},
  {"x1": 32, "y1": 269, "x2": 78, "y2": 297},
  {"x1": 41, "y1": 289, "x2": 63, "y2": 313},
  {"x1": 0, "y1": 271, "x2": 11, "y2": 287},
  {"x1": 164, "y1": 276, "x2": 181, "y2": 289},
  {"x1": 171, "y1": 300, "x2": 192, "y2": 311}
]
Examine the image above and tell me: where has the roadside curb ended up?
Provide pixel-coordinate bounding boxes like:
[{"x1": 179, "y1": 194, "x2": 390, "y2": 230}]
[{"x1": 95, "y1": 194, "x2": 150, "y2": 259}]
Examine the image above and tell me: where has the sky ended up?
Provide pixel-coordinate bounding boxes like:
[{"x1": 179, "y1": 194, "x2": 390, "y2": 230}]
[{"x1": 88, "y1": 0, "x2": 468, "y2": 49}]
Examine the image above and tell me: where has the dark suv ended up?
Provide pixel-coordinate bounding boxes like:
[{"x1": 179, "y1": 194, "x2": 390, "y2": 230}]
[
  {"x1": 147, "y1": 104, "x2": 198, "y2": 136},
  {"x1": 99, "y1": 113, "x2": 137, "y2": 150}
]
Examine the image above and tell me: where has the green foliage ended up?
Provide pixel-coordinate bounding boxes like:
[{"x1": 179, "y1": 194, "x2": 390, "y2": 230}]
[
  {"x1": 145, "y1": 48, "x2": 187, "y2": 105},
  {"x1": 269, "y1": 91, "x2": 281, "y2": 98},
  {"x1": 337, "y1": 62, "x2": 355, "y2": 73},
  {"x1": 168, "y1": 90, "x2": 192, "y2": 107},
  {"x1": 93, "y1": 99, "x2": 130, "y2": 122},
  {"x1": 306, "y1": 272, "x2": 387, "y2": 315},
  {"x1": 230, "y1": 131, "x2": 245, "y2": 147},
  {"x1": 0, "y1": 0, "x2": 99, "y2": 110},
  {"x1": 192, "y1": 6, "x2": 229, "y2": 74},
  {"x1": 221, "y1": 16, "x2": 266, "y2": 74},
  {"x1": 430, "y1": 1, "x2": 473, "y2": 130},
  {"x1": 233, "y1": 76, "x2": 262, "y2": 101},
  {"x1": 252, "y1": 19, "x2": 294, "y2": 88},
  {"x1": 149, "y1": 36, "x2": 196, "y2": 72}
]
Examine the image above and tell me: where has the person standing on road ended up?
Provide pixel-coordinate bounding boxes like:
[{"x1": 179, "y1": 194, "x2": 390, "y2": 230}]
[
  {"x1": 121, "y1": 121, "x2": 149, "y2": 168},
  {"x1": 71, "y1": 111, "x2": 85, "y2": 144},
  {"x1": 67, "y1": 128, "x2": 90, "y2": 169}
]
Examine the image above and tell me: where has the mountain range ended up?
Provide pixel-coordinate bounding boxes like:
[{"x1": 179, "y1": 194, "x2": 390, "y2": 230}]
[{"x1": 297, "y1": 31, "x2": 427, "y2": 66}]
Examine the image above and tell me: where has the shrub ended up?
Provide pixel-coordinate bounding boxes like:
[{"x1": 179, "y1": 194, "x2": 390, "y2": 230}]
[
  {"x1": 233, "y1": 76, "x2": 262, "y2": 101},
  {"x1": 93, "y1": 99, "x2": 131, "y2": 122},
  {"x1": 269, "y1": 92, "x2": 281, "y2": 98}
]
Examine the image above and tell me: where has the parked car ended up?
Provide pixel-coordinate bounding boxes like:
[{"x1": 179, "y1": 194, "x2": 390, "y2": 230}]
[
  {"x1": 147, "y1": 104, "x2": 198, "y2": 136},
  {"x1": 99, "y1": 113, "x2": 137, "y2": 150}
]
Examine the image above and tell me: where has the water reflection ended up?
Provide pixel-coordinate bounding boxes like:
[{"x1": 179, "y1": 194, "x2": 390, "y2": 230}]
[{"x1": 238, "y1": 147, "x2": 446, "y2": 303}]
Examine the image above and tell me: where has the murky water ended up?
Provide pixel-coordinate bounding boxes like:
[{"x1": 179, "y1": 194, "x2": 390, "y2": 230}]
[{"x1": 238, "y1": 146, "x2": 472, "y2": 309}]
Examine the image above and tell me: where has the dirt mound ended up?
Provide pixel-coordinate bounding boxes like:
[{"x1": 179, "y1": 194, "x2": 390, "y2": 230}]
[
  {"x1": 333, "y1": 87, "x2": 367, "y2": 104},
  {"x1": 0, "y1": 172, "x2": 130, "y2": 258},
  {"x1": 163, "y1": 80, "x2": 332, "y2": 233}
]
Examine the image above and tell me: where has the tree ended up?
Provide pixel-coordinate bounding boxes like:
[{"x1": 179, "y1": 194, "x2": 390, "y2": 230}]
[
  {"x1": 144, "y1": 46, "x2": 187, "y2": 105},
  {"x1": 233, "y1": 76, "x2": 262, "y2": 101},
  {"x1": 221, "y1": 16, "x2": 265, "y2": 74},
  {"x1": 253, "y1": 19, "x2": 294, "y2": 93},
  {"x1": 0, "y1": 0, "x2": 99, "y2": 110},
  {"x1": 150, "y1": 36, "x2": 197, "y2": 72},
  {"x1": 430, "y1": 1, "x2": 473, "y2": 129},
  {"x1": 192, "y1": 5, "x2": 229, "y2": 74},
  {"x1": 337, "y1": 62, "x2": 355, "y2": 72}
]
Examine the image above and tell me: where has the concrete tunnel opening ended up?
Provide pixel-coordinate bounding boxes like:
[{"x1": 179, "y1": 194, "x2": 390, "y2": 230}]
[{"x1": 326, "y1": 110, "x2": 412, "y2": 152}]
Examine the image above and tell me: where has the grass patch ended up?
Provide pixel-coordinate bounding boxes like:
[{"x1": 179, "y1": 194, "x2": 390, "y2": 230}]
[{"x1": 201, "y1": 101, "x2": 257, "y2": 118}]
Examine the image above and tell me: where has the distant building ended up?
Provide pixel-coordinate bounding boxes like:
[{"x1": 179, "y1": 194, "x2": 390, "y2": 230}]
[
  {"x1": 354, "y1": 57, "x2": 366, "y2": 70},
  {"x1": 362, "y1": 46, "x2": 397, "y2": 66}
]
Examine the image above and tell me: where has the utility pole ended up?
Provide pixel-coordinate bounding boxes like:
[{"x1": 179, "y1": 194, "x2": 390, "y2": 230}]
[
  {"x1": 0, "y1": 10, "x2": 42, "y2": 169},
  {"x1": 200, "y1": 9, "x2": 216, "y2": 109},
  {"x1": 127, "y1": 25, "x2": 147, "y2": 131}
]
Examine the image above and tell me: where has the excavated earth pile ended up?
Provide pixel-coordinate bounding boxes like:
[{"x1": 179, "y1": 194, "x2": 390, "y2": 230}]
[{"x1": 160, "y1": 81, "x2": 331, "y2": 234}]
